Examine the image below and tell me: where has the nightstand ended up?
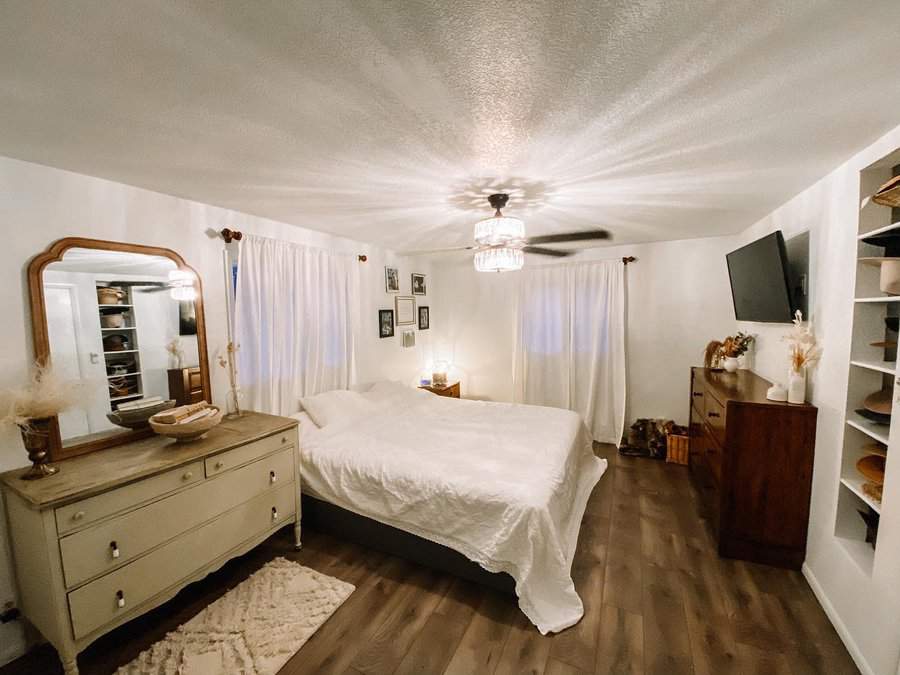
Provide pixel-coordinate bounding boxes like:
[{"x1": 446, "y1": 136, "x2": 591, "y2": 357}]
[{"x1": 419, "y1": 381, "x2": 460, "y2": 398}]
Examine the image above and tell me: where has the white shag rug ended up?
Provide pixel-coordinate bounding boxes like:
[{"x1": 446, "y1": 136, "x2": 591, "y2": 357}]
[{"x1": 116, "y1": 557, "x2": 355, "y2": 675}]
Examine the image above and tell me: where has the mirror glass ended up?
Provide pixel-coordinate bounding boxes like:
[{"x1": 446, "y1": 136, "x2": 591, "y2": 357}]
[{"x1": 42, "y1": 248, "x2": 201, "y2": 447}]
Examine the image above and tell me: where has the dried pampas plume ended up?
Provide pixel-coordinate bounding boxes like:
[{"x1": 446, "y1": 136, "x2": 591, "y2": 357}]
[{"x1": 0, "y1": 362, "x2": 89, "y2": 429}]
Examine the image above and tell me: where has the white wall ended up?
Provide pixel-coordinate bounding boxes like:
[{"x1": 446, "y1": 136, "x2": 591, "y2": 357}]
[
  {"x1": 731, "y1": 124, "x2": 900, "y2": 675},
  {"x1": 431, "y1": 236, "x2": 737, "y2": 424},
  {"x1": 0, "y1": 155, "x2": 432, "y2": 664}
]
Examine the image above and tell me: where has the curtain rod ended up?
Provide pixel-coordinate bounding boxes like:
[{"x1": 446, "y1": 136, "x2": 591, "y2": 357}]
[
  {"x1": 219, "y1": 228, "x2": 367, "y2": 261},
  {"x1": 623, "y1": 256, "x2": 636, "y2": 265}
]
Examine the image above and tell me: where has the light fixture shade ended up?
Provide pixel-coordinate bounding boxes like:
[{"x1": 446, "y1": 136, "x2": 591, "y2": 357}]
[
  {"x1": 473, "y1": 247, "x2": 524, "y2": 273},
  {"x1": 474, "y1": 215, "x2": 525, "y2": 246},
  {"x1": 168, "y1": 269, "x2": 197, "y2": 301}
]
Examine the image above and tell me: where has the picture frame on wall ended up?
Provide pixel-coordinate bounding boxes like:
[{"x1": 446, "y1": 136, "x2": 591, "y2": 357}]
[
  {"x1": 395, "y1": 295, "x2": 416, "y2": 325},
  {"x1": 411, "y1": 273, "x2": 426, "y2": 295},
  {"x1": 378, "y1": 309, "x2": 394, "y2": 338},
  {"x1": 402, "y1": 330, "x2": 416, "y2": 348},
  {"x1": 385, "y1": 266, "x2": 400, "y2": 293},
  {"x1": 418, "y1": 305, "x2": 429, "y2": 330}
]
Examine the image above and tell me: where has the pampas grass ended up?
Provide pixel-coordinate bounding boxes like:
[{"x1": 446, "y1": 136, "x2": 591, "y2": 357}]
[{"x1": 0, "y1": 362, "x2": 88, "y2": 429}]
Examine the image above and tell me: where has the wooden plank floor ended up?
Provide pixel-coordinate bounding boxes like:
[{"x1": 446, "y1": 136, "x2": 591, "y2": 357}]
[{"x1": 2, "y1": 444, "x2": 859, "y2": 675}]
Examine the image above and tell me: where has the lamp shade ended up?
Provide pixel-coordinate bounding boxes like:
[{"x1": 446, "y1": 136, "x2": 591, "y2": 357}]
[{"x1": 473, "y1": 247, "x2": 524, "y2": 273}]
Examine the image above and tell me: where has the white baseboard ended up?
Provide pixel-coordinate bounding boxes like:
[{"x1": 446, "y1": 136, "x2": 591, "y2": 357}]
[{"x1": 802, "y1": 562, "x2": 874, "y2": 675}]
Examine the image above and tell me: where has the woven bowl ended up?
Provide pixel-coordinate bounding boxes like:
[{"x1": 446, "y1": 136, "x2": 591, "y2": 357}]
[
  {"x1": 149, "y1": 406, "x2": 224, "y2": 442},
  {"x1": 107, "y1": 400, "x2": 176, "y2": 430}
]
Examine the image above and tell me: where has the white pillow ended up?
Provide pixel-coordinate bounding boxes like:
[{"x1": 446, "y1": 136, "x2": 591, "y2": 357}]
[
  {"x1": 365, "y1": 380, "x2": 431, "y2": 403},
  {"x1": 298, "y1": 389, "x2": 377, "y2": 428}
]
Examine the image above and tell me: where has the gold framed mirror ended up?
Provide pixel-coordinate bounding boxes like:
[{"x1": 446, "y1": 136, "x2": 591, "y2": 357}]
[{"x1": 28, "y1": 238, "x2": 211, "y2": 461}]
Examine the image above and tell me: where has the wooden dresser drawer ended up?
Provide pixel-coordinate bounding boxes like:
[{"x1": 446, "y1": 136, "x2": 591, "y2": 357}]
[
  {"x1": 705, "y1": 394, "x2": 726, "y2": 445},
  {"x1": 60, "y1": 448, "x2": 294, "y2": 588},
  {"x1": 67, "y1": 481, "x2": 296, "y2": 640},
  {"x1": 205, "y1": 430, "x2": 295, "y2": 477},
  {"x1": 55, "y1": 461, "x2": 204, "y2": 535}
]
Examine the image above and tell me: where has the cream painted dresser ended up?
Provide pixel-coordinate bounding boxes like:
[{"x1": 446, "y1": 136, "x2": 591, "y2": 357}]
[{"x1": 0, "y1": 412, "x2": 300, "y2": 675}]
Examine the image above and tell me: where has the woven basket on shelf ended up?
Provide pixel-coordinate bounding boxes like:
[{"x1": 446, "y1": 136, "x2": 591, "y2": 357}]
[
  {"x1": 666, "y1": 432, "x2": 690, "y2": 465},
  {"x1": 872, "y1": 175, "x2": 900, "y2": 208}
]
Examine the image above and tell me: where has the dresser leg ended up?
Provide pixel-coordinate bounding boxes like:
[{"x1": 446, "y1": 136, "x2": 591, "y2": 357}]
[{"x1": 294, "y1": 519, "x2": 302, "y2": 550}]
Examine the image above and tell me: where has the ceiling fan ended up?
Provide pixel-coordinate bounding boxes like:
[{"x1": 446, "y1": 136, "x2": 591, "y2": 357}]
[{"x1": 404, "y1": 193, "x2": 611, "y2": 272}]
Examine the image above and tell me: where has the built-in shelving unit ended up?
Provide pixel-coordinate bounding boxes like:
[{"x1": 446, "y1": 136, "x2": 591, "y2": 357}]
[
  {"x1": 836, "y1": 155, "x2": 900, "y2": 573},
  {"x1": 96, "y1": 283, "x2": 144, "y2": 410}
]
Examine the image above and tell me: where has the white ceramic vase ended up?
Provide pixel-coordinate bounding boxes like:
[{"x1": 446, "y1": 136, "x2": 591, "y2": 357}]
[
  {"x1": 723, "y1": 357, "x2": 740, "y2": 373},
  {"x1": 787, "y1": 367, "x2": 806, "y2": 404}
]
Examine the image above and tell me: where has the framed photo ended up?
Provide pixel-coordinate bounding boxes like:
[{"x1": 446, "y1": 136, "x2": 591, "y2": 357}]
[
  {"x1": 395, "y1": 295, "x2": 416, "y2": 325},
  {"x1": 418, "y1": 305, "x2": 429, "y2": 330},
  {"x1": 179, "y1": 301, "x2": 197, "y2": 336},
  {"x1": 385, "y1": 266, "x2": 400, "y2": 293},
  {"x1": 411, "y1": 273, "x2": 426, "y2": 295},
  {"x1": 402, "y1": 330, "x2": 416, "y2": 348},
  {"x1": 378, "y1": 309, "x2": 394, "y2": 338}
]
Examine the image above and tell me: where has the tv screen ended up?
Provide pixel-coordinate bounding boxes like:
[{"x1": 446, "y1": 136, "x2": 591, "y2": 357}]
[{"x1": 726, "y1": 231, "x2": 795, "y2": 322}]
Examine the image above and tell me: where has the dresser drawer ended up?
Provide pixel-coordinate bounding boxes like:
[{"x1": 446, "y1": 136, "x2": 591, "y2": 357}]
[
  {"x1": 55, "y1": 461, "x2": 204, "y2": 535},
  {"x1": 60, "y1": 448, "x2": 294, "y2": 588},
  {"x1": 67, "y1": 481, "x2": 295, "y2": 640},
  {"x1": 205, "y1": 430, "x2": 295, "y2": 477},
  {"x1": 705, "y1": 394, "x2": 726, "y2": 445}
]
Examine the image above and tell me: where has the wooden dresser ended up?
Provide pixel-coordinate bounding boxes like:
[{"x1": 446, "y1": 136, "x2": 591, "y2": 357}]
[
  {"x1": 167, "y1": 366, "x2": 205, "y2": 405},
  {"x1": 419, "y1": 381, "x2": 460, "y2": 398},
  {"x1": 689, "y1": 367, "x2": 817, "y2": 569},
  {"x1": 0, "y1": 412, "x2": 300, "y2": 675}
]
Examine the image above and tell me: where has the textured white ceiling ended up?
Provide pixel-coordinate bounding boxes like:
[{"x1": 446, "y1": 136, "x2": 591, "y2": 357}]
[{"x1": 2, "y1": 1, "x2": 900, "y2": 250}]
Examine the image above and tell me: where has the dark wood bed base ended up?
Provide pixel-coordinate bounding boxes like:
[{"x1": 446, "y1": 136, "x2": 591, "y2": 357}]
[{"x1": 301, "y1": 494, "x2": 516, "y2": 595}]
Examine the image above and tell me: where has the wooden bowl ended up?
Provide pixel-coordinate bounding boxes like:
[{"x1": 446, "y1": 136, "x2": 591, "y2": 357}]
[
  {"x1": 863, "y1": 389, "x2": 892, "y2": 415},
  {"x1": 149, "y1": 406, "x2": 223, "y2": 442}
]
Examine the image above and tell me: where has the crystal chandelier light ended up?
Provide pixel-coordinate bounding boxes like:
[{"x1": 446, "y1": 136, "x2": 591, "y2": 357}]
[{"x1": 473, "y1": 246, "x2": 524, "y2": 272}]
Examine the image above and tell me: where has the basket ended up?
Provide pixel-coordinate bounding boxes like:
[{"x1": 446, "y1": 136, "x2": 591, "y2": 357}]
[
  {"x1": 150, "y1": 406, "x2": 223, "y2": 442},
  {"x1": 666, "y1": 432, "x2": 689, "y2": 465},
  {"x1": 872, "y1": 175, "x2": 900, "y2": 208}
]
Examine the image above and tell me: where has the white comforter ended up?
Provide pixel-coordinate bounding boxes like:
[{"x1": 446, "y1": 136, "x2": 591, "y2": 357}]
[{"x1": 298, "y1": 390, "x2": 607, "y2": 634}]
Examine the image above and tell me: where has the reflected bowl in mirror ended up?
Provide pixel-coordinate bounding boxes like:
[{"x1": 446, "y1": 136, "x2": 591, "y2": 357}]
[
  {"x1": 103, "y1": 334, "x2": 130, "y2": 351},
  {"x1": 97, "y1": 287, "x2": 125, "y2": 305},
  {"x1": 150, "y1": 406, "x2": 223, "y2": 442},
  {"x1": 100, "y1": 312, "x2": 126, "y2": 328},
  {"x1": 107, "y1": 399, "x2": 177, "y2": 430}
]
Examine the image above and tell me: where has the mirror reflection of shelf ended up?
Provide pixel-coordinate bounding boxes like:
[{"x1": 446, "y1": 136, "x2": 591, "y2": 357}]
[
  {"x1": 846, "y1": 412, "x2": 890, "y2": 446},
  {"x1": 106, "y1": 372, "x2": 142, "y2": 379},
  {"x1": 101, "y1": 326, "x2": 136, "y2": 331},
  {"x1": 841, "y1": 475, "x2": 882, "y2": 514},
  {"x1": 104, "y1": 349, "x2": 138, "y2": 355},
  {"x1": 850, "y1": 359, "x2": 896, "y2": 374}
]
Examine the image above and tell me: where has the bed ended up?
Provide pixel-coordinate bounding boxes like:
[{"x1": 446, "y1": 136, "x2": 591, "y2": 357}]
[{"x1": 294, "y1": 381, "x2": 607, "y2": 634}]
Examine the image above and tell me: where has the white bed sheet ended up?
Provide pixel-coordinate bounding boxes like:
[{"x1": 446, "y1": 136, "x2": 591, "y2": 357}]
[{"x1": 298, "y1": 393, "x2": 607, "y2": 634}]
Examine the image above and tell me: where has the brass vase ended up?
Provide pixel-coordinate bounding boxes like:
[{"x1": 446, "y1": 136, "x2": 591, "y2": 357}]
[{"x1": 19, "y1": 418, "x2": 58, "y2": 480}]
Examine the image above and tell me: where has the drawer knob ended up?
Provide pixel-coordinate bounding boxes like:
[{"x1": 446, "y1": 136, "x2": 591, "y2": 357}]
[
  {"x1": 281, "y1": 436, "x2": 287, "y2": 444},
  {"x1": 116, "y1": 590, "x2": 125, "y2": 609},
  {"x1": 708, "y1": 412, "x2": 720, "y2": 418},
  {"x1": 183, "y1": 471, "x2": 193, "y2": 480},
  {"x1": 692, "y1": 392, "x2": 702, "y2": 397},
  {"x1": 72, "y1": 511, "x2": 85, "y2": 521},
  {"x1": 110, "y1": 541, "x2": 120, "y2": 559},
  {"x1": 270, "y1": 470, "x2": 277, "y2": 484},
  {"x1": 215, "y1": 460, "x2": 224, "y2": 470},
  {"x1": 271, "y1": 507, "x2": 278, "y2": 521}
]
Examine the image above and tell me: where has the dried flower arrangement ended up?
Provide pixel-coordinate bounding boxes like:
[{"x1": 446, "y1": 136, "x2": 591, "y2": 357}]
[
  {"x1": 217, "y1": 341, "x2": 242, "y2": 418},
  {"x1": 703, "y1": 332, "x2": 755, "y2": 368},
  {"x1": 783, "y1": 310, "x2": 822, "y2": 372},
  {"x1": 0, "y1": 363, "x2": 88, "y2": 479},
  {"x1": 165, "y1": 337, "x2": 185, "y2": 370}
]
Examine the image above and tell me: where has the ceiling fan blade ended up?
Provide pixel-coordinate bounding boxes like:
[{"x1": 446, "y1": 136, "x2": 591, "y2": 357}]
[
  {"x1": 399, "y1": 246, "x2": 475, "y2": 256},
  {"x1": 521, "y1": 246, "x2": 574, "y2": 258},
  {"x1": 136, "y1": 285, "x2": 171, "y2": 293},
  {"x1": 525, "y1": 229, "x2": 610, "y2": 245}
]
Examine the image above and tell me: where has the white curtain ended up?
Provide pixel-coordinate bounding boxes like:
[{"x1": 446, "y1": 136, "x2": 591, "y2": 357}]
[
  {"x1": 234, "y1": 234, "x2": 359, "y2": 416},
  {"x1": 512, "y1": 260, "x2": 625, "y2": 444}
]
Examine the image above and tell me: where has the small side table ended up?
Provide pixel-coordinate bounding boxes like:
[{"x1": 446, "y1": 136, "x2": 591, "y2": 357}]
[{"x1": 419, "y1": 381, "x2": 460, "y2": 398}]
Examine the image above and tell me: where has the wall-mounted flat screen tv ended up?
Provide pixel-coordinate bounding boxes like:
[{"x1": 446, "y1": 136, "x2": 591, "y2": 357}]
[{"x1": 726, "y1": 231, "x2": 795, "y2": 323}]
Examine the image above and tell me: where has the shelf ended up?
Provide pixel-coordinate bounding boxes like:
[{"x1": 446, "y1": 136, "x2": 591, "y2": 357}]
[
  {"x1": 836, "y1": 534, "x2": 875, "y2": 575},
  {"x1": 109, "y1": 393, "x2": 142, "y2": 403},
  {"x1": 98, "y1": 304, "x2": 133, "y2": 308},
  {"x1": 850, "y1": 359, "x2": 896, "y2": 375},
  {"x1": 858, "y1": 220, "x2": 900, "y2": 240},
  {"x1": 106, "y1": 372, "x2": 142, "y2": 379},
  {"x1": 846, "y1": 412, "x2": 891, "y2": 445},
  {"x1": 840, "y1": 475, "x2": 882, "y2": 514},
  {"x1": 100, "y1": 326, "x2": 136, "y2": 331},
  {"x1": 104, "y1": 349, "x2": 138, "y2": 355},
  {"x1": 854, "y1": 296, "x2": 900, "y2": 303}
]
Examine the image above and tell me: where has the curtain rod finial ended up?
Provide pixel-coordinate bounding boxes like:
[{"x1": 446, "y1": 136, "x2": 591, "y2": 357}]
[
  {"x1": 221, "y1": 228, "x2": 243, "y2": 243},
  {"x1": 622, "y1": 256, "x2": 636, "y2": 265},
  {"x1": 358, "y1": 254, "x2": 368, "y2": 262}
]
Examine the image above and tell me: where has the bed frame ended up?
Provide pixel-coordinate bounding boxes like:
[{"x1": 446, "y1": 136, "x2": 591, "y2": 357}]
[{"x1": 301, "y1": 494, "x2": 516, "y2": 594}]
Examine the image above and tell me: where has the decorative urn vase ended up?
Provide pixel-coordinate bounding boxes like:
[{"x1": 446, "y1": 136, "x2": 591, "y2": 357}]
[
  {"x1": 723, "y1": 357, "x2": 740, "y2": 373},
  {"x1": 18, "y1": 417, "x2": 58, "y2": 480}
]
